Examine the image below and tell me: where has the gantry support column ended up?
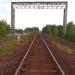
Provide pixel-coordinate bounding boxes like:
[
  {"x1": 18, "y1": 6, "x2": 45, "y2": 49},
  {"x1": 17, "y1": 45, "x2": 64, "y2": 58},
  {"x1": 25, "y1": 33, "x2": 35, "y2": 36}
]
[
  {"x1": 11, "y1": 1, "x2": 68, "y2": 35},
  {"x1": 11, "y1": 2, "x2": 15, "y2": 34},
  {"x1": 63, "y1": 3, "x2": 68, "y2": 35}
]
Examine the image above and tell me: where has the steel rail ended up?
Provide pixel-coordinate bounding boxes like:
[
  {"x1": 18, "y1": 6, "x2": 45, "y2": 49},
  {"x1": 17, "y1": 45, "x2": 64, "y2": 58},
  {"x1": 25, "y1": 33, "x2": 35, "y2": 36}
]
[
  {"x1": 45, "y1": 34, "x2": 75, "y2": 48},
  {"x1": 40, "y1": 34, "x2": 65, "y2": 75},
  {"x1": 14, "y1": 35, "x2": 37, "y2": 75},
  {"x1": 59, "y1": 38, "x2": 75, "y2": 48}
]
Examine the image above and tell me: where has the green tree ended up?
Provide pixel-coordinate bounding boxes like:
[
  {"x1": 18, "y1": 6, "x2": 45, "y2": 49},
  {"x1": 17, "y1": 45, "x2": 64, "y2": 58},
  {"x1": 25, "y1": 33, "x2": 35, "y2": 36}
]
[
  {"x1": 42, "y1": 22, "x2": 75, "y2": 42},
  {"x1": 18, "y1": 29, "x2": 23, "y2": 34},
  {"x1": 57, "y1": 25, "x2": 63, "y2": 37},
  {"x1": 65, "y1": 22, "x2": 73, "y2": 40},
  {"x1": 42, "y1": 24, "x2": 59, "y2": 37},
  {"x1": 24, "y1": 27, "x2": 39, "y2": 32},
  {"x1": 65, "y1": 22, "x2": 75, "y2": 42},
  {"x1": 0, "y1": 20, "x2": 11, "y2": 37}
]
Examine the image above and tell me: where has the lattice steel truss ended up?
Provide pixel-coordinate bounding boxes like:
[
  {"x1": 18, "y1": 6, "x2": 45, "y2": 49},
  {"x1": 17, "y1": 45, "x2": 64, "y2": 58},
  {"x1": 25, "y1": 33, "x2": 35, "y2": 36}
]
[{"x1": 11, "y1": 1, "x2": 68, "y2": 35}]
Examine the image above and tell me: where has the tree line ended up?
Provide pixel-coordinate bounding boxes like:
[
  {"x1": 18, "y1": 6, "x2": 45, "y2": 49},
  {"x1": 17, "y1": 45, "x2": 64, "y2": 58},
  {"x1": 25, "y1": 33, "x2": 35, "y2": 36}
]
[
  {"x1": 65, "y1": 22, "x2": 75, "y2": 42},
  {"x1": 0, "y1": 20, "x2": 11, "y2": 37},
  {"x1": 0, "y1": 20, "x2": 39, "y2": 37},
  {"x1": 0, "y1": 19, "x2": 75, "y2": 42},
  {"x1": 42, "y1": 24, "x2": 63, "y2": 37},
  {"x1": 24, "y1": 27, "x2": 39, "y2": 32},
  {"x1": 15, "y1": 27, "x2": 39, "y2": 34},
  {"x1": 42, "y1": 22, "x2": 75, "y2": 42}
]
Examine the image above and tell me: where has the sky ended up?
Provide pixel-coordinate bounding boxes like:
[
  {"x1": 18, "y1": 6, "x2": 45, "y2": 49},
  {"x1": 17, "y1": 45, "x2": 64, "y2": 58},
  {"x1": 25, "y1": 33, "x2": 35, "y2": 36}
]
[{"x1": 0, "y1": 0, "x2": 75, "y2": 30}]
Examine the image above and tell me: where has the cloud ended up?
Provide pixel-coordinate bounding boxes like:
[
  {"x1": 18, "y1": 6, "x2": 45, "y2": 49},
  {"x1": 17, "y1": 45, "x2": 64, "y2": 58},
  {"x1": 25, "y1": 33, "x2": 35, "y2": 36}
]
[
  {"x1": 0, "y1": 1, "x2": 11, "y2": 13},
  {"x1": 0, "y1": 0, "x2": 11, "y2": 23}
]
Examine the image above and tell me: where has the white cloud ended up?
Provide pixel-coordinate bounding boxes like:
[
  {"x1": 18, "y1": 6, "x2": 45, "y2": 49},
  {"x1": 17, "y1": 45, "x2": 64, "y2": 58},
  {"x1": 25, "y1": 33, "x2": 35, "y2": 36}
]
[{"x1": 0, "y1": 1, "x2": 11, "y2": 24}]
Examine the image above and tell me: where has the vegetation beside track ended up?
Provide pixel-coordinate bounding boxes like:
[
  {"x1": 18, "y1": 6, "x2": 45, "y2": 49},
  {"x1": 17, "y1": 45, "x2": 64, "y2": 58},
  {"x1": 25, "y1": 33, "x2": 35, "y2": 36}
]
[
  {"x1": 46, "y1": 34, "x2": 75, "y2": 50},
  {"x1": 0, "y1": 19, "x2": 39, "y2": 54},
  {"x1": 0, "y1": 32, "x2": 32, "y2": 54},
  {"x1": 42, "y1": 22, "x2": 75, "y2": 43},
  {"x1": 0, "y1": 20, "x2": 11, "y2": 37}
]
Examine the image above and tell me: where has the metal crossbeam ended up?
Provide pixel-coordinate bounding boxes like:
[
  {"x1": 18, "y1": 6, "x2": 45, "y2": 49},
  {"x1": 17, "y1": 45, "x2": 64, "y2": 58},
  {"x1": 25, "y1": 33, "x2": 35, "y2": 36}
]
[
  {"x1": 12, "y1": 1, "x2": 67, "y2": 9},
  {"x1": 12, "y1": 1, "x2": 67, "y2": 5},
  {"x1": 13, "y1": 4, "x2": 66, "y2": 9}
]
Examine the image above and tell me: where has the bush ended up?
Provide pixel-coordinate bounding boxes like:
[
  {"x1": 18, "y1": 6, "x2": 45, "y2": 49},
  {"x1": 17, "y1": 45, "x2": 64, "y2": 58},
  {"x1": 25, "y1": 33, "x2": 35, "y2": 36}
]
[
  {"x1": 65, "y1": 22, "x2": 75, "y2": 42},
  {"x1": 42, "y1": 24, "x2": 63, "y2": 37},
  {"x1": 0, "y1": 20, "x2": 11, "y2": 37},
  {"x1": 24, "y1": 27, "x2": 39, "y2": 32},
  {"x1": 42, "y1": 22, "x2": 75, "y2": 42}
]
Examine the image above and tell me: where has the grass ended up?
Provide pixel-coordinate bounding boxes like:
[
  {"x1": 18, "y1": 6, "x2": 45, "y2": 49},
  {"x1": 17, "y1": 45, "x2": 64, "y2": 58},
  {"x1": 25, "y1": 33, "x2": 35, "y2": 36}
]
[
  {"x1": 0, "y1": 32, "x2": 32, "y2": 54},
  {"x1": 47, "y1": 34, "x2": 75, "y2": 50}
]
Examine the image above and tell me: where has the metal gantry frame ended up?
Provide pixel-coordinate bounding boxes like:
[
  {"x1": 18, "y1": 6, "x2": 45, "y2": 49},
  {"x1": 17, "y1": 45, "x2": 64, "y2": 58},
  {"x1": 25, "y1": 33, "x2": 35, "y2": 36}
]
[{"x1": 11, "y1": 1, "x2": 68, "y2": 35}]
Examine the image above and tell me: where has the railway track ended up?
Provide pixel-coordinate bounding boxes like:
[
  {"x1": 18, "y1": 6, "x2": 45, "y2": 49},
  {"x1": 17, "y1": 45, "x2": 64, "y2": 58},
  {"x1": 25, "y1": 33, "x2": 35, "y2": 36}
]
[
  {"x1": 45, "y1": 34, "x2": 75, "y2": 49},
  {"x1": 58, "y1": 38, "x2": 75, "y2": 48},
  {"x1": 42, "y1": 34, "x2": 75, "y2": 75},
  {"x1": 14, "y1": 33, "x2": 65, "y2": 75}
]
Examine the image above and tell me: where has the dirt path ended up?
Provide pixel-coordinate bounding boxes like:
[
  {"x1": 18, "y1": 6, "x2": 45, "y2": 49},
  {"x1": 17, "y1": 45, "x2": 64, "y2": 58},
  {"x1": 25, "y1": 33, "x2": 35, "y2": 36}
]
[{"x1": 0, "y1": 34, "x2": 34, "y2": 75}]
